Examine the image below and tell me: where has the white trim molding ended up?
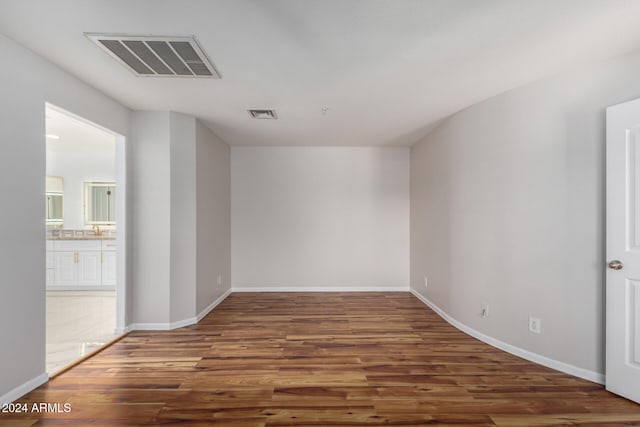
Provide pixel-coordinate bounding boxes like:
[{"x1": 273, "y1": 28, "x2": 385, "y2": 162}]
[
  {"x1": 232, "y1": 286, "x2": 410, "y2": 292},
  {"x1": 129, "y1": 317, "x2": 198, "y2": 331},
  {"x1": 409, "y1": 289, "x2": 605, "y2": 385},
  {"x1": 128, "y1": 322, "x2": 175, "y2": 331},
  {"x1": 115, "y1": 325, "x2": 132, "y2": 334},
  {"x1": 0, "y1": 373, "x2": 49, "y2": 406},
  {"x1": 197, "y1": 288, "x2": 232, "y2": 322},
  {"x1": 128, "y1": 289, "x2": 233, "y2": 331}
]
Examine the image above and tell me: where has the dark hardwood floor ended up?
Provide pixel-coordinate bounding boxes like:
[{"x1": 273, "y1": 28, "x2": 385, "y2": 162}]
[{"x1": 4, "y1": 292, "x2": 640, "y2": 426}]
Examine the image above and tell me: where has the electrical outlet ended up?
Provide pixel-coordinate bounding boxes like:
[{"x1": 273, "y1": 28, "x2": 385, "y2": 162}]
[
  {"x1": 217, "y1": 275, "x2": 222, "y2": 285},
  {"x1": 481, "y1": 303, "x2": 489, "y2": 318},
  {"x1": 424, "y1": 276, "x2": 428, "y2": 289},
  {"x1": 529, "y1": 316, "x2": 541, "y2": 334}
]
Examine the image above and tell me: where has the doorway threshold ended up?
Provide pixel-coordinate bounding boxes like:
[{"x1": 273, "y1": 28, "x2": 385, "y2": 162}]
[{"x1": 48, "y1": 332, "x2": 128, "y2": 379}]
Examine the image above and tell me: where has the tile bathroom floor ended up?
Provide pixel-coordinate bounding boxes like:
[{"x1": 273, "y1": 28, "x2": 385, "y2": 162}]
[{"x1": 46, "y1": 290, "x2": 118, "y2": 374}]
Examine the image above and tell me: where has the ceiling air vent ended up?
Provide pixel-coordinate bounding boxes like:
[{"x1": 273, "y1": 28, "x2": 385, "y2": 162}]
[
  {"x1": 85, "y1": 34, "x2": 220, "y2": 78},
  {"x1": 248, "y1": 109, "x2": 277, "y2": 119}
]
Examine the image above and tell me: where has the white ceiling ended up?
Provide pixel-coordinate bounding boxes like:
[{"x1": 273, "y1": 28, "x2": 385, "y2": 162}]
[
  {"x1": 3, "y1": 0, "x2": 640, "y2": 146},
  {"x1": 46, "y1": 106, "x2": 116, "y2": 152}
]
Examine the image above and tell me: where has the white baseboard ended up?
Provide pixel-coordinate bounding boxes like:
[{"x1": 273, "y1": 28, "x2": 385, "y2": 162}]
[
  {"x1": 128, "y1": 322, "x2": 173, "y2": 331},
  {"x1": 125, "y1": 320, "x2": 195, "y2": 332},
  {"x1": 114, "y1": 325, "x2": 131, "y2": 334},
  {"x1": 232, "y1": 286, "x2": 410, "y2": 292},
  {"x1": 129, "y1": 317, "x2": 196, "y2": 331},
  {"x1": 0, "y1": 373, "x2": 49, "y2": 406},
  {"x1": 128, "y1": 289, "x2": 233, "y2": 331},
  {"x1": 170, "y1": 317, "x2": 197, "y2": 329},
  {"x1": 409, "y1": 289, "x2": 605, "y2": 385},
  {"x1": 197, "y1": 288, "x2": 232, "y2": 321}
]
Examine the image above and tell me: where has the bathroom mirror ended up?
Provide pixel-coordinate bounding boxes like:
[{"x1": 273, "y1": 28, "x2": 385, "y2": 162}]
[
  {"x1": 46, "y1": 176, "x2": 64, "y2": 226},
  {"x1": 85, "y1": 182, "x2": 116, "y2": 225},
  {"x1": 46, "y1": 193, "x2": 64, "y2": 225}
]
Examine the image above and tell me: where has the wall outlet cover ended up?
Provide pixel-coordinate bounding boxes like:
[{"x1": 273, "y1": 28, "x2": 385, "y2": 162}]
[
  {"x1": 481, "y1": 303, "x2": 489, "y2": 318},
  {"x1": 529, "y1": 316, "x2": 541, "y2": 334}
]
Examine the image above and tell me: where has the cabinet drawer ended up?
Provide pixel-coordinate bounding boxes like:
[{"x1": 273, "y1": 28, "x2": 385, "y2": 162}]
[
  {"x1": 101, "y1": 240, "x2": 117, "y2": 251},
  {"x1": 54, "y1": 240, "x2": 102, "y2": 251}
]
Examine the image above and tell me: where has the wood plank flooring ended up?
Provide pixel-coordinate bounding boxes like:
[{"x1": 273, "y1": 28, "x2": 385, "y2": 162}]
[{"x1": 3, "y1": 292, "x2": 640, "y2": 426}]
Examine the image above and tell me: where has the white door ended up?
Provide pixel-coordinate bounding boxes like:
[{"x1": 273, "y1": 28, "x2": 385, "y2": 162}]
[{"x1": 606, "y1": 98, "x2": 640, "y2": 403}]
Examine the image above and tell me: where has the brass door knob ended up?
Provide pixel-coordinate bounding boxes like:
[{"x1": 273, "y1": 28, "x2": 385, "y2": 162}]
[{"x1": 608, "y1": 260, "x2": 624, "y2": 270}]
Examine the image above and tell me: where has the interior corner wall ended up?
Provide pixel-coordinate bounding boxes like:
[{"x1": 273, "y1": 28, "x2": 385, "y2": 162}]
[
  {"x1": 0, "y1": 33, "x2": 130, "y2": 403},
  {"x1": 131, "y1": 111, "x2": 171, "y2": 325},
  {"x1": 410, "y1": 50, "x2": 640, "y2": 376},
  {"x1": 232, "y1": 146, "x2": 410, "y2": 291},
  {"x1": 131, "y1": 111, "x2": 202, "y2": 326},
  {"x1": 196, "y1": 121, "x2": 231, "y2": 313},
  {"x1": 169, "y1": 113, "x2": 197, "y2": 323}
]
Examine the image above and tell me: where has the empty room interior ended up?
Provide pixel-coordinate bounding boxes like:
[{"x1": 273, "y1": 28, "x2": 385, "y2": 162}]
[{"x1": 3, "y1": 0, "x2": 640, "y2": 425}]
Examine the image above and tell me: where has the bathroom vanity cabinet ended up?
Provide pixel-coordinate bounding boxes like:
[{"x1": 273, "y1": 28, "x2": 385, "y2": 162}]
[{"x1": 46, "y1": 239, "x2": 116, "y2": 290}]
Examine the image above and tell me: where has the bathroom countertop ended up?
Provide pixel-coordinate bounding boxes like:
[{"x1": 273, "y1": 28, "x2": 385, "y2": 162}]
[
  {"x1": 46, "y1": 236, "x2": 116, "y2": 240},
  {"x1": 46, "y1": 229, "x2": 116, "y2": 240}
]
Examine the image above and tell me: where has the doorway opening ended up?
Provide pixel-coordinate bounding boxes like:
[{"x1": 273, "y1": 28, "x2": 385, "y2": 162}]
[{"x1": 45, "y1": 104, "x2": 126, "y2": 375}]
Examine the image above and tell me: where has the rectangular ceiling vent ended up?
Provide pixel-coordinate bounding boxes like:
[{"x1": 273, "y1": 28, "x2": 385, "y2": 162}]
[
  {"x1": 85, "y1": 33, "x2": 220, "y2": 78},
  {"x1": 248, "y1": 109, "x2": 278, "y2": 119}
]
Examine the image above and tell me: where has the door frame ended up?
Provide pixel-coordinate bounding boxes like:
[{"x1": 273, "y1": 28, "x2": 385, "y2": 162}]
[{"x1": 45, "y1": 102, "x2": 127, "y2": 334}]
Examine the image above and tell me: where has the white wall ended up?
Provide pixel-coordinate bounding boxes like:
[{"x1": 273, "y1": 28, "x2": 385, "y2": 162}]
[
  {"x1": 170, "y1": 113, "x2": 197, "y2": 323},
  {"x1": 232, "y1": 147, "x2": 410, "y2": 290},
  {"x1": 0, "y1": 33, "x2": 231, "y2": 403},
  {"x1": 411, "y1": 50, "x2": 640, "y2": 378},
  {"x1": 131, "y1": 112, "x2": 231, "y2": 327},
  {"x1": 196, "y1": 121, "x2": 231, "y2": 313},
  {"x1": 0, "y1": 33, "x2": 130, "y2": 404},
  {"x1": 46, "y1": 149, "x2": 116, "y2": 229},
  {"x1": 130, "y1": 111, "x2": 171, "y2": 325}
]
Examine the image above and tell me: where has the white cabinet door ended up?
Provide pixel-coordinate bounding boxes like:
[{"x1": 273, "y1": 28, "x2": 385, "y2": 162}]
[
  {"x1": 46, "y1": 249, "x2": 55, "y2": 286},
  {"x1": 77, "y1": 251, "x2": 101, "y2": 286},
  {"x1": 101, "y1": 251, "x2": 117, "y2": 286},
  {"x1": 54, "y1": 251, "x2": 77, "y2": 286},
  {"x1": 46, "y1": 268, "x2": 56, "y2": 286},
  {"x1": 48, "y1": 240, "x2": 114, "y2": 289}
]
